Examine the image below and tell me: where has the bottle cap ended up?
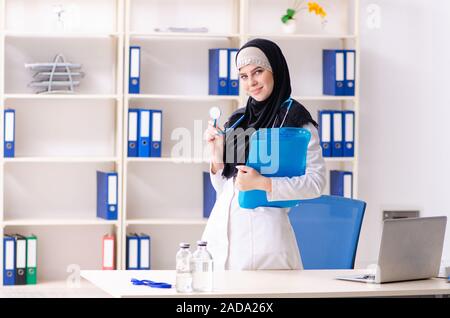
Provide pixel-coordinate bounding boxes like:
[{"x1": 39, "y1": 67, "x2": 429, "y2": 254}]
[
  {"x1": 179, "y1": 242, "x2": 190, "y2": 248},
  {"x1": 197, "y1": 240, "x2": 207, "y2": 246}
]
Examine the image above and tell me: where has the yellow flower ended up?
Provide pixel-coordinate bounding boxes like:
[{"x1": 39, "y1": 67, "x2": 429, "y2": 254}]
[
  {"x1": 308, "y1": 2, "x2": 327, "y2": 18},
  {"x1": 282, "y1": 1, "x2": 328, "y2": 25}
]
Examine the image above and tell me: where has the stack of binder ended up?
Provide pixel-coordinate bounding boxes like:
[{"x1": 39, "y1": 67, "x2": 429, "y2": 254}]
[
  {"x1": 209, "y1": 48, "x2": 239, "y2": 96},
  {"x1": 3, "y1": 109, "x2": 15, "y2": 158},
  {"x1": 203, "y1": 171, "x2": 216, "y2": 218},
  {"x1": 3, "y1": 234, "x2": 37, "y2": 286},
  {"x1": 126, "y1": 233, "x2": 151, "y2": 270},
  {"x1": 127, "y1": 109, "x2": 162, "y2": 158},
  {"x1": 97, "y1": 171, "x2": 118, "y2": 220},
  {"x1": 318, "y1": 110, "x2": 355, "y2": 157},
  {"x1": 323, "y1": 49, "x2": 356, "y2": 96},
  {"x1": 330, "y1": 170, "x2": 353, "y2": 199}
]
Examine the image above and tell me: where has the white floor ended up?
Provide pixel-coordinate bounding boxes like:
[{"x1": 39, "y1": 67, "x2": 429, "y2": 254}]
[{"x1": 0, "y1": 279, "x2": 111, "y2": 298}]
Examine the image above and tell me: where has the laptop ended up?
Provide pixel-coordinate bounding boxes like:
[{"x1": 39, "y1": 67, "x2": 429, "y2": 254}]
[{"x1": 336, "y1": 216, "x2": 447, "y2": 284}]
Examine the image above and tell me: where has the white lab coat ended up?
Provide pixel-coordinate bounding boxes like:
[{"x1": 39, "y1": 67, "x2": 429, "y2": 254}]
[{"x1": 202, "y1": 123, "x2": 326, "y2": 270}]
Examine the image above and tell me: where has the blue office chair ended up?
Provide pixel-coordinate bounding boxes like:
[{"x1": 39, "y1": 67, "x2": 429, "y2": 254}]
[{"x1": 289, "y1": 195, "x2": 366, "y2": 269}]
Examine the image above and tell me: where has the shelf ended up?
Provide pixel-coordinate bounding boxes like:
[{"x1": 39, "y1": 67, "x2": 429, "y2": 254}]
[
  {"x1": 2, "y1": 218, "x2": 119, "y2": 226},
  {"x1": 3, "y1": 94, "x2": 120, "y2": 100},
  {"x1": 129, "y1": 32, "x2": 240, "y2": 40},
  {"x1": 3, "y1": 157, "x2": 119, "y2": 163},
  {"x1": 127, "y1": 94, "x2": 240, "y2": 102},
  {"x1": 127, "y1": 157, "x2": 209, "y2": 164},
  {"x1": 4, "y1": 31, "x2": 120, "y2": 39},
  {"x1": 324, "y1": 157, "x2": 355, "y2": 163},
  {"x1": 247, "y1": 34, "x2": 357, "y2": 40},
  {"x1": 126, "y1": 218, "x2": 208, "y2": 226},
  {"x1": 293, "y1": 95, "x2": 356, "y2": 101},
  {"x1": 127, "y1": 94, "x2": 353, "y2": 102},
  {"x1": 127, "y1": 157, "x2": 353, "y2": 164}
]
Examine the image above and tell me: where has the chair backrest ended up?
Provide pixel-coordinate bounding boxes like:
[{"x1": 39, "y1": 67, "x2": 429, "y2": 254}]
[{"x1": 289, "y1": 195, "x2": 366, "y2": 269}]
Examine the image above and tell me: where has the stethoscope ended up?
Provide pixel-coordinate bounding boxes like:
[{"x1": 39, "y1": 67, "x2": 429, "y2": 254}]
[{"x1": 209, "y1": 97, "x2": 293, "y2": 135}]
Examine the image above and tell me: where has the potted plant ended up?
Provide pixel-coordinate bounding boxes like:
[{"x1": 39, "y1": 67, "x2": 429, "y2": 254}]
[{"x1": 281, "y1": 1, "x2": 327, "y2": 34}]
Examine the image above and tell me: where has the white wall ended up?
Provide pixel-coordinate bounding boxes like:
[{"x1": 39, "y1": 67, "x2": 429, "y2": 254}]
[{"x1": 357, "y1": 0, "x2": 450, "y2": 267}]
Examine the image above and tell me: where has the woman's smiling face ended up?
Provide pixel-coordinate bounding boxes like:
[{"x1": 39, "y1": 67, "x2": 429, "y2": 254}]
[{"x1": 239, "y1": 64, "x2": 274, "y2": 102}]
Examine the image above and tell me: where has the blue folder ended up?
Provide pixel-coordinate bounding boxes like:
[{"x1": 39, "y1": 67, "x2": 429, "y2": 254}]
[
  {"x1": 343, "y1": 110, "x2": 355, "y2": 157},
  {"x1": 128, "y1": 109, "x2": 139, "y2": 157},
  {"x1": 209, "y1": 48, "x2": 228, "y2": 95},
  {"x1": 3, "y1": 235, "x2": 16, "y2": 285},
  {"x1": 323, "y1": 49, "x2": 344, "y2": 96},
  {"x1": 318, "y1": 110, "x2": 332, "y2": 157},
  {"x1": 330, "y1": 170, "x2": 353, "y2": 198},
  {"x1": 238, "y1": 128, "x2": 311, "y2": 209},
  {"x1": 126, "y1": 234, "x2": 140, "y2": 270},
  {"x1": 129, "y1": 46, "x2": 141, "y2": 94},
  {"x1": 4, "y1": 109, "x2": 15, "y2": 158},
  {"x1": 345, "y1": 50, "x2": 356, "y2": 96},
  {"x1": 228, "y1": 48, "x2": 239, "y2": 95},
  {"x1": 96, "y1": 171, "x2": 118, "y2": 220},
  {"x1": 150, "y1": 110, "x2": 162, "y2": 157},
  {"x1": 137, "y1": 109, "x2": 151, "y2": 157},
  {"x1": 331, "y1": 110, "x2": 343, "y2": 157},
  {"x1": 138, "y1": 234, "x2": 151, "y2": 270}
]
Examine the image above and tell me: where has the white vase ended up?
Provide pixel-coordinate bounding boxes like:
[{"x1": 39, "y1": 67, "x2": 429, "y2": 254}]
[{"x1": 282, "y1": 19, "x2": 297, "y2": 34}]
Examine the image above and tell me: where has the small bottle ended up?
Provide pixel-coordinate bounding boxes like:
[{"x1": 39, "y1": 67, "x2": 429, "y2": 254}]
[
  {"x1": 175, "y1": 242, "x2": 193, "y2": 293},
  {"x1": 191, "y1": 240, "x2": 214, "y2": 292}
]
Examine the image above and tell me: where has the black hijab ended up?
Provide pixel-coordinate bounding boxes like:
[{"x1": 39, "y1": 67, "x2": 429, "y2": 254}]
[{"x1": 221, "y1": 38, "x2": 318, "y2": 179}]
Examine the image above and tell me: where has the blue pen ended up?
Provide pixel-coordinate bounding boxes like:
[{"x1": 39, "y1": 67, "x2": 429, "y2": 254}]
[{"x1": 131, "y1": 278, "x2": 172, "y2": 289}]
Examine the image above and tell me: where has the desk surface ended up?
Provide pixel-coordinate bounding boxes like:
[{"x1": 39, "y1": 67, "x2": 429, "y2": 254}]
[{"x1": 80, "y1": 269, "x2": 450, "y2": 298}]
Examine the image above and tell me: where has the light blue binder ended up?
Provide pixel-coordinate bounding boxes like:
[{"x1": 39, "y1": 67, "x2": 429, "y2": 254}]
[{"x1": 238, "y1": 128, "x2": 311, "y2": 209}]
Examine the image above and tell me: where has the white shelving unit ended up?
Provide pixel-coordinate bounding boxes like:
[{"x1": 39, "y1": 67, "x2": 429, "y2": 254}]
[
  {"x1": 0, "y1": 0, "x2": 124, "y2": 285},
  {"x1": 122, "y1": 0, "x2": 241, "y2": 270},
  {"x1": 0, "y1": 0, "x2": 360, "y2": 286}
]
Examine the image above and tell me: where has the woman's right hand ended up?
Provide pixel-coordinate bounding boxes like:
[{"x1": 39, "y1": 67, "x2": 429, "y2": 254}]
[{"x1": 204, "y1": 120, "x2": 225, "y2": 172}]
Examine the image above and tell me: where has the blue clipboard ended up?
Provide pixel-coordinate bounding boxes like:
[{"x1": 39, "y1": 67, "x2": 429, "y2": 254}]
[{"x1": 238, "y1": 128, "x2": 311, "y2": 209}]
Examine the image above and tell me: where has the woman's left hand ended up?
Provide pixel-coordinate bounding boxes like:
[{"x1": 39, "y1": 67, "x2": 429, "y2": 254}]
[{"x1": 235, "y1": 166, "x2": 272, "y2": 192}]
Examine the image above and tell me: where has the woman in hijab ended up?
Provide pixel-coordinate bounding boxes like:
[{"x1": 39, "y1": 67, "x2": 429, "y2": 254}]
[{"x1": 202, "y1": 38, "x2": 326, "y2": 270}]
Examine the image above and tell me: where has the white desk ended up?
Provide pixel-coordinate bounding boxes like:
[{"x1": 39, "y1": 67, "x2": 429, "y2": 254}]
[{"x1": 81, "y1": 269, "x2": 450, "y2": 298}]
